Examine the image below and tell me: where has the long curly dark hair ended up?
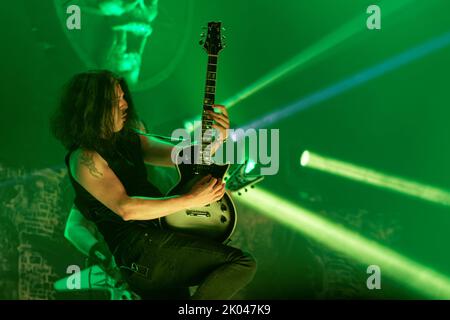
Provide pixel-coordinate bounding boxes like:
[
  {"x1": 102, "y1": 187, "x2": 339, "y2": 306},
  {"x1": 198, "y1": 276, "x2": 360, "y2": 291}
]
[{"x1": 51, "y1": 70, "x2": 140, "y2": 151}]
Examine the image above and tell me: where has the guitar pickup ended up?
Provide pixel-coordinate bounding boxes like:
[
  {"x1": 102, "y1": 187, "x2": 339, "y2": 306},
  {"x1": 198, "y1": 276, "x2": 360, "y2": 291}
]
[{"x1": 186, "y1": 210, "x2": 211, "y2": 217}]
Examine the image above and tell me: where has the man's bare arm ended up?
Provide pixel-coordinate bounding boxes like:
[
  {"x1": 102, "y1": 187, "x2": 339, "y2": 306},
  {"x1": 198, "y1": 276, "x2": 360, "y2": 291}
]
[
  {"x1": 79, "y1": 151, "x2": 103, "y2": 178},
  {"x1": 70, "y1": 149, "x2": 224, "y2": 221}
]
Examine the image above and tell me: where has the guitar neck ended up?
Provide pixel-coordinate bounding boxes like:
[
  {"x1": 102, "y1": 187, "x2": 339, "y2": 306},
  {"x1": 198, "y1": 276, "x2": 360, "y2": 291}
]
[
  {"x1": 201, "y1": 54, "x2": 219, "y2": 164},
  {"x1": 203, "y1": 54, "x2": 218, "y2": 109}
]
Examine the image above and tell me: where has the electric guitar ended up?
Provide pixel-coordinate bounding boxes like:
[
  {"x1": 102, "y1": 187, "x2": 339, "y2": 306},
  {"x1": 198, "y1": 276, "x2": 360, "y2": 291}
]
[{"x1": 160, "y1": 22, "x2": 236, "y2": 243}]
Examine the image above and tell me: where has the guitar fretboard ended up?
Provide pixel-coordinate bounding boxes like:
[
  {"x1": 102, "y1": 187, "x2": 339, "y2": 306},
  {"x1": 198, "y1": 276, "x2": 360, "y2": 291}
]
[
  {"x1": 203, "y1": 55, "x2": 217, "y2": 106},
  {"x1": 201, "y1": 54, "x2": 219, "y2": 164}
]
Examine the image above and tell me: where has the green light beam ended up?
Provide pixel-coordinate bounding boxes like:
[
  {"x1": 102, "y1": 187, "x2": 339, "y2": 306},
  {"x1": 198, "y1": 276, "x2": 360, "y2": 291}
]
[
  {"x1": 236, "y1": 187, "x2": 450, "y2": 299},
  {"x1": 300, "y1": 150, "x2": 450, "y2": 207},
  {"x1": 222, "y1": 0, "x2": 415, "y2": 109}
]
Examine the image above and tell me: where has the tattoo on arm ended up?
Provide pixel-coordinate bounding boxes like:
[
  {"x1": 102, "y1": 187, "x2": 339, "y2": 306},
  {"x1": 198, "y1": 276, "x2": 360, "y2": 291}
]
[{"x1": 80, "y1": 152, "x2": 104, "y2": 178}]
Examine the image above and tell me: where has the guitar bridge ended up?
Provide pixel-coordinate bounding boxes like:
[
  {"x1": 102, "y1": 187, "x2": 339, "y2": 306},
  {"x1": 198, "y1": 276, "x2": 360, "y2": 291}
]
[{"x1": 186, "y1": 210, "x2": 211, "y2": 217}]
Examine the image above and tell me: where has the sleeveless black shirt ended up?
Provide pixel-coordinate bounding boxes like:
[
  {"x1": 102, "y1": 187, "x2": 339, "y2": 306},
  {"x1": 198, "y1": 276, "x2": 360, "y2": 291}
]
[{"x1": 65, "y1": 130, "x2": 163, "y2": 253}]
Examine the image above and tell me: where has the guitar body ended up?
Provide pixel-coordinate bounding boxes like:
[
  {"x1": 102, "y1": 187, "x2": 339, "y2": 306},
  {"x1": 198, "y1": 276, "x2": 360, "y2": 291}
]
[{"x1": 160, "y1": 145, "x2": 237, "y2": 243}]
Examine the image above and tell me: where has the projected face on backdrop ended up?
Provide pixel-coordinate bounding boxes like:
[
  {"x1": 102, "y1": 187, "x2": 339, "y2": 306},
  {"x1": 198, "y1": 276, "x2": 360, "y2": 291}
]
[
  {"x1": 86, "y1": 0, "x2": 159, "y2": 86},
  {"x1": 54, "y1": 0, "x2": 192, "y2": 90}
]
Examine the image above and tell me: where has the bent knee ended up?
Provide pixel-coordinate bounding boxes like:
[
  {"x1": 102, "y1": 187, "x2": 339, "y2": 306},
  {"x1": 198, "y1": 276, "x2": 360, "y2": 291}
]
[
  {"x1": 242, "y1": 252, "x2": 257, "y2": 270},
  {"x1": 231, "y1": 250, "x2": 257, "y2": 276},
  {"x1": 240, "y1": 252, "x2": 257, "y2": 284}
]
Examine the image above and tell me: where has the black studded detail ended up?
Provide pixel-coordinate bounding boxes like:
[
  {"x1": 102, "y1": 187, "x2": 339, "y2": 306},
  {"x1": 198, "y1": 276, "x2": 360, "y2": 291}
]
[
  {"x1": 220, "y1": 204, "x2": 227, "y2": 211},
  {"x1": 220, "y1": 215, "x2": 227, "y2": 223}
]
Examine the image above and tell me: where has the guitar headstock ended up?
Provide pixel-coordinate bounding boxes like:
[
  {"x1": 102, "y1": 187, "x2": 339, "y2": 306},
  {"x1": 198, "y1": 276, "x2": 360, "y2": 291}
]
[{"x1": 200, "y1": 21, "x2": 225, "y2": 55}]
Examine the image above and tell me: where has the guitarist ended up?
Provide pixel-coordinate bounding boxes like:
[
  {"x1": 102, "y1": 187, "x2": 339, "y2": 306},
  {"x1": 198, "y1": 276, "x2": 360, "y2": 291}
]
[{"x1": 52, "y1": 70, "x2": 256, "y2": 299}]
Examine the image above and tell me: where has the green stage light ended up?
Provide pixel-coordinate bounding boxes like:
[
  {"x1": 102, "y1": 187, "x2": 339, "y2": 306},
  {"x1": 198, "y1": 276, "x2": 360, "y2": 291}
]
[
  {"x1": 236, "y1": 187, "x2": 450, "y2": 299},
  {"x1": 300, "y1": 150, "x2": 310, "y2": 167},
  {"x1": 183, "y1": 121, "x2": 194, "y2": 133},
  {"x1": 300, "y1": 150, "x2": 450, "y2": 207},
  {"x1": 245, "y1": 159, "x2": 256, "y2": 174}
]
